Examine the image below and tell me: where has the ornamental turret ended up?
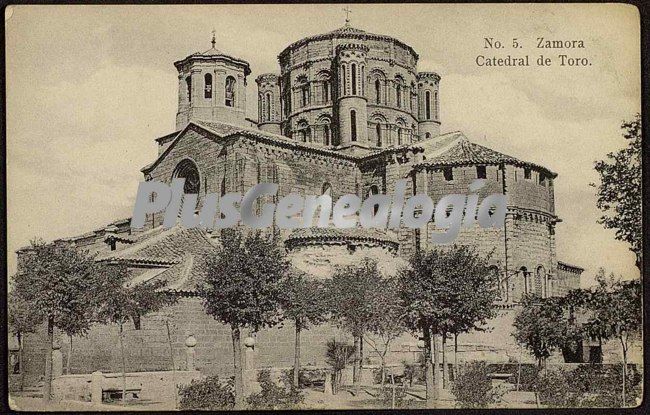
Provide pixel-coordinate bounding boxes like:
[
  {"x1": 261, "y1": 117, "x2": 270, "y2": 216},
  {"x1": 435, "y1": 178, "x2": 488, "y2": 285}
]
[
  {"x1": 256, "y1": 73, "x2": 281, "y2": 135},
  {"x1": 336, "y1": 43, "x2": 369, "y2": 147},
  {"x1": 417, "y1": 72, "x2": 441, "y2": 139}
]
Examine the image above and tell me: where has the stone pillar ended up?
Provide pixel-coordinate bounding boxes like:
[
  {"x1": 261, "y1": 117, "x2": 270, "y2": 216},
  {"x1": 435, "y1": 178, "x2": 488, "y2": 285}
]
[
  {"x1": 52, "y1": 343, "x2": 63, "y2": 378},
  {"x1": 185, "y1": 335, "x2": 197, "y2": 371},
  {"x1": 323, "y1": 371, "x2": 333, "y2": 395},
  {"x1": 243, "y1": 334, "x2": 257, "y2": 395},
  {"x1": 91, "y1": 371, "x2": 103, "y2": 404}
]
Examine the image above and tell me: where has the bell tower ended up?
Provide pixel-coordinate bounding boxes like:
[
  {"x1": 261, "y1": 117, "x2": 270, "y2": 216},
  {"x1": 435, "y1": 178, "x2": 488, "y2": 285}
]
[{"x1": 174, "y1": 32, "x2": 251, "y2": 130}]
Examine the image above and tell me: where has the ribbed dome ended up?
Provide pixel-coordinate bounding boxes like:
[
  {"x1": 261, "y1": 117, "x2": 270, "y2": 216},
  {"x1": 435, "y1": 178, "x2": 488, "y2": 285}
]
[{"x1": 279, "y1": 24, "x2": 418, "y2": 61}]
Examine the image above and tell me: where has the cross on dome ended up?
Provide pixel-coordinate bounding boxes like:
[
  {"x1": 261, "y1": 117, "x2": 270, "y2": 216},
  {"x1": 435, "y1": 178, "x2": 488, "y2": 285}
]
[{"x1": 342, "y1": 6, "x2": 352, "y2": 25}]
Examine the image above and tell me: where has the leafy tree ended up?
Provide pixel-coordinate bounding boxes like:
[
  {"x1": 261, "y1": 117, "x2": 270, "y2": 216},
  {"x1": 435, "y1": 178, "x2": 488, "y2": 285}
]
[
  {"x1": 399, "y1": 245, "x2": 497, "y2": 405},
  {"x1": 200, "y1": 228, "x2": 289, "y2": 408},
  {"x1": 576, "y1": 274, "x2": 642, "y2": 406},
  {"x1": 8, "y1": 289, "x2": 42, "y2": 390},
  {"x1": 437, "y1": 250, "x2": 499, "y2": 387},
  {"x1": 11, "y1": 240, "x2": 117, "y2": 402},
  {"x1": 96, "y1": 263, "x2": 176, "y2": 405},
  {"x1": 591, "y1": 114, "x2": 642, "y2": 269},
  {"x1": 512, "y1": 295, "x2": 580, "y2": 368},
  {"x1": 364, "y1": 277, "x2": 406, "y2": 385},
  {"x1": 326, "y1": 258, "x2": 382, "y2": 387},
  {"x1": 279, "y1": 269, "x2": 329, "y2": 388}
]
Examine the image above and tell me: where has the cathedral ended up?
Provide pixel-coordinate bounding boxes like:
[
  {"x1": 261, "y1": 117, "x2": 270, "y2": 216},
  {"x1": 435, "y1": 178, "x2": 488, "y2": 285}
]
[{"x1": 13, "y1": 22, "x2": 584, "y2": 387}]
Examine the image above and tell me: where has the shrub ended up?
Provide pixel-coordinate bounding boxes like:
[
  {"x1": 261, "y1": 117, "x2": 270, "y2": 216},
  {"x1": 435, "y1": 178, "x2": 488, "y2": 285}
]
[
  {"x1": 533, "y1": 369, "x2": 580, "y2": 408},
  {"x1": 451, "y1": 361, "x2": 503, "y2": 408},
  {"x1": 380, "y1": 383, "x2": 412, "y2": 408},
  {"x1": 246, "y1": 370, "x2": 304, "y2": 410},
  {"x1": 283, "y1": 367, "x2": 328, "y2": 388},
  {"x1": 178, "y1": 375, "x2": 235, "y2": 410},
  {"x1": 535, "y1": 364, "x2": 642, "y2": 408},
  {"x1": 504, "y1": 364, "x2": 540, "y2": 391}
]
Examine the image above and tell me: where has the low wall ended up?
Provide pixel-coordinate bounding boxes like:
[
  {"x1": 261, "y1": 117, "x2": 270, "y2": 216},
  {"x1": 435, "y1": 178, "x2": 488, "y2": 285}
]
[{"x1": 52, "y1": 370, "x2": 203, "y2": 403}]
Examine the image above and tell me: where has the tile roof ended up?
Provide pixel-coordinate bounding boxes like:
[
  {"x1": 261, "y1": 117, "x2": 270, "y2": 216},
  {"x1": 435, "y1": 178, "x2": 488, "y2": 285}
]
[
  {"x1": 416, "y1": 136, "x2": 557, "y2": 177},
  {"x1": 141, "y1": 120, "x2": 424, "y2": 173},
  {"x1": 98, "y1": 226, "x2": 216, "y2": 265},
  {"x1": 285, "y1": 227, "x2": 399, "y2": 249}
]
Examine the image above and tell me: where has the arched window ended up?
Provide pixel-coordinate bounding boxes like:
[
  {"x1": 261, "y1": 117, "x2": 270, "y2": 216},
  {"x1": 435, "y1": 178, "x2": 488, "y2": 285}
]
[
  {"x1": 204, "y1": 73, "x2": 212, "y2": 99},
  {"x1": 488, "y1": 265, "x2": 503, "y2": 300},
  {"x1": 301, "y1": 84, "x2": 309, "y2": 107},
  {"x1": 297, "y1": 120, "x2": 309, "y2": 143},
  {"x1": 536, "y1": 266, "x2": 546, "y2": 297},
  {"x1": 520, "y1": 266, "x2": 529, "y2": 297},
  {"x1": 368, "y1": 185, "x2": 380, "y2": 215},
  {"x1": 350, "y1": 110, "x2": 357, "y2": 141},
  {"x1": 361, "y1": 66, "x2": 365, "y2": 95},
  {"x1": 351, "y1": 63, "x2": 357, "y2": 95},
  {"x1": 376, "y1": 123, "x2": 382, "y2": 147},
  {"x1": 225, "y1": 76, "x2": 236, "y2": 107},
  {"x1": 322, "y1": 182, "x2": 332, "y2": 196},
  {"x1": 425, "y1": 90, "x2": 431, "y2": 120},
  {"x1": 341, "y1": 65, "x2": 347, "y2": 95},
  {"x1": 434, "y1": 91, "x2": 439, "y2": 119},
  {"x1": 396, "y1": 84, "x2": 402, "y2": 108},
  {"x1": 375, "y1": 79, "x2": 381, "y2": 104},
  {"x1": 425, "y1": 132, "x2": 431, "y2": 139},
  {"x1": 265, "y1": 92, "x2": 272, "y2": 121},
  {"x1": 396, "y1": 119, "x2": 407, "y2": 145},
  {"x1": 324, "y1": 81, "x2": 330, "y2": 103},
  {"x1": 186, "y1": 76, "x2": 192, "y2": 103},
  {"x1": 324, "y1": 124, "x2": 330, "y2": 146},
  {"x1": 173, "y1": 159, "x2": 200, "y2": 194}
]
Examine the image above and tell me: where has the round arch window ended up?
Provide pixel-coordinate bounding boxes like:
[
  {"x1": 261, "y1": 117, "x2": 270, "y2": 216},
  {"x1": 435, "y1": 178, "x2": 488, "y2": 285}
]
[{"x1": 173, "y1": 159, "x2": 201, "y2": 194}]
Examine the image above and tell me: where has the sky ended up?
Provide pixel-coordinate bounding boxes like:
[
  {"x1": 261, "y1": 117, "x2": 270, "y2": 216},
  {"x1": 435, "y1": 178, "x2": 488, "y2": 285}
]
[{"x1": 5, "y1": 4, "x2": 641, "y2": 285}]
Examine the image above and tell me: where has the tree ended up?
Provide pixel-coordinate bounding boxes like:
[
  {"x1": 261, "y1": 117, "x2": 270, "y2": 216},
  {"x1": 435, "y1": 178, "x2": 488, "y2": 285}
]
[
  {"x1": 200, "y1": 228, "x2": 289, "y2": 408},
  {"x1": 591, "y1": 114, "x2": 642, "y2": 270},
  {"x1": 96, "y1": 263, "x2": 176, "y2": 405},
  {"x1": 8, "y1": 289, "x2": 42, "y2": 391},
  {"x1": 399, "y1": 245, "x2": 497, "y2": 404},
  {"x1": 279, "y1": 269, "x2": 329, "y2": 388},
  {"x1": 364, "y1": 277, "x2": 406, "y2": 386},
  {"x1": 326, "y1": 258, "x2": 383, "y2": 387},
  {"x1": 577, "y1": 273, "x2": 642, "y2": 406},
  {"x1": 512, "y1": 295, "x2": 578, "y2": 368},
  {"x1": 11, "y1": 240, "x2": 116, "y2": 402},
  {"x1": 324, "y1": 339, "x2": 355, "y2": 395},
  {"x1": 437, "y1": 250, "x2": 499, "y2": 388}
]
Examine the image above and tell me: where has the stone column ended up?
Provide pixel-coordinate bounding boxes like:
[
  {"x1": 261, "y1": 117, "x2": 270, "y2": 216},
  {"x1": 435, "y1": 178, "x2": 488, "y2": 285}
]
[
  {"x1": 52, "y1": 343, "x2": 63, "y2": 378},
  {"x1": 243, "y1": 334, "x2": 257, "y2": 395},
  {"x1": 91, "y1": 371, "x2": 103, "y2": 404},
  {"x1": 185, "y1": 335, "x2": 197, "y2": 371}
]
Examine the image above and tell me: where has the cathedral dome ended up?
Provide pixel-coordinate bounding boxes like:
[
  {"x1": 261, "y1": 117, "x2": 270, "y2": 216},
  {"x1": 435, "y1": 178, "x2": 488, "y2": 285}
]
[{"x1": 279, "y1": 23, "x2": 418, "y2": 62}]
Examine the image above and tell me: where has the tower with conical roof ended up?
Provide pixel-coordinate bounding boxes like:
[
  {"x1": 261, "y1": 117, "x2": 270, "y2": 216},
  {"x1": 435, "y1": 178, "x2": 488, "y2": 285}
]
[{"x1": 174, "y1": 32, "x2": 251, "y2": 130}]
